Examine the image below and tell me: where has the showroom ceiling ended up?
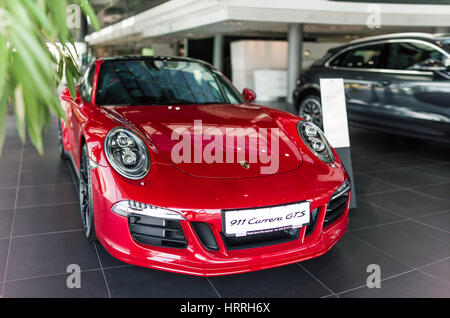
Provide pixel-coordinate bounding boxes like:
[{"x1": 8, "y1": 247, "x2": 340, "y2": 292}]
[{"x1": 89, "y1": 0, "x2": 169, "y2": 27}]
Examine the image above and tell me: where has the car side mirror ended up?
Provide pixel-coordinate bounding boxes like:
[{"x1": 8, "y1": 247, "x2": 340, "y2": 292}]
[
  {"x1": 242, "y1": 88, "x2": 256, "y2": 103},
  {"x1": 61, "y1": 87, "x2": 82, "y2": 104}
]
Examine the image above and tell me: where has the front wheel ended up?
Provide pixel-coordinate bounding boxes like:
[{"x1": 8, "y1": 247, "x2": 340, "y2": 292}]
[
  {"x1": 79, "y1": 144, "x2": 97, "y2": 241},
  {"x1": 298, "y1": 95, "x2": 323, "y2": 129}
]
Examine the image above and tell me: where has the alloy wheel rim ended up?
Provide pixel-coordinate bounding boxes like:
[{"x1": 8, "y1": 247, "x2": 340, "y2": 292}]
[{"x1": 300, "y1": 99, "x2": 322, "y2": 128}]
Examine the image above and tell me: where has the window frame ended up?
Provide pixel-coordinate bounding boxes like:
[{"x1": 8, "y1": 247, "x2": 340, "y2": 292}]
[
  {"x1": 79, "y1": 65, "x2": 95, "y2": 103},
  {"x1": 324, "y1": 38, "x2": 450, "y2": 75}
]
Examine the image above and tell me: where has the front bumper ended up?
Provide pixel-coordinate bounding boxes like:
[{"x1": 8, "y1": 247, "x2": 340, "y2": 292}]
[{"x1": 90, "y1": 162, "x2": 350, "y2": 276}]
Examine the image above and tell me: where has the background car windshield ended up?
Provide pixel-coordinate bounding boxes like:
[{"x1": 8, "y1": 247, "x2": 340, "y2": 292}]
[
  {"x1": 386, "y1": 42, "x2": 447, "y2": 70},
  {"x1": 96, "y1": 60, "x2": 244, "y2": 106}
]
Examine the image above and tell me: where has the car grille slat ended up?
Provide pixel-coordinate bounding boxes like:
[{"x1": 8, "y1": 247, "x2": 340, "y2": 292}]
[
  {"x1": 220, "y1": 228, "x2": 301, "y2": 250},
  {"x1": 324, "y1": 190, "x2": 350, "y2": 227},
  {"x1": 128, "y1": 214, "x2": 187, "y2": 249}
]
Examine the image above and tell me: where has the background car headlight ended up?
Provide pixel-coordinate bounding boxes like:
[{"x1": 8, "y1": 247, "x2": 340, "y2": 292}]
[
  {"x1": 104, "y1": 127, "x2": 150, "y2": 180},
  {"x1": 298, "y1": 121, "x2": 335, "y2": 163}
]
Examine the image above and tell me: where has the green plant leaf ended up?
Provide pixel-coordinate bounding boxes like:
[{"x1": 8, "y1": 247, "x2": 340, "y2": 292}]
[{"x1": 77, "y1": 0, "x2": 100, "y2": 31}]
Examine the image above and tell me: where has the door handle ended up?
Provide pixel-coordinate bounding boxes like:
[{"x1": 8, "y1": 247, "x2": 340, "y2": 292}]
[{"x1": 379, "y1": 81, "x2": 391, "y2": 86}]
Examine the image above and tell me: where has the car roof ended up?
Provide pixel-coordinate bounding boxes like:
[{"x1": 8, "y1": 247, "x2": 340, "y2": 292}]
[
  {"x1": 327, "y1": 32, "x2": 449, "y2": 56},
  {"x1": 348, "y1": 32, "x2": 437, "y2": 44},
  {"x1": 97, "y1": 55, "x2": 211, "y2": 66}
]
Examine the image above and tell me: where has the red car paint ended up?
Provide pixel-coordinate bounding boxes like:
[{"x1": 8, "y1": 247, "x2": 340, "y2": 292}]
[{"x1": 60, "y1": 57, "x2": 350, "y2": 276}]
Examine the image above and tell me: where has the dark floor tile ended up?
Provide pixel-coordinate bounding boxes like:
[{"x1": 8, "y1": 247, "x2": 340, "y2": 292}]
[
  {"x1": 322, "y1": 294, "x2": 339, "y2": 298},
  {"x1": 300, "y1": 234, "x2": 410, "y2": 293},
  {"x1": 415, "y1": 211, "x2": 450, "y2": 233},
  {"x1": 17, "y1": 183, "x2": 78, "y2": 208},
  {"x1": 20, "y1": 169, "x2": 73, "y2": 187},
  {"x1": 0, "y1": 210, "x2": 13, "y2": 238},
  {"x1": 0, "y1": 238, "x2": 10, "y2": 282},
  {"x1": 348, "y1": 199, "x2": 404, "y2": 231},
  {"x1": 6, "y1": 231, "x2": 100, "y2": 281},
  {"x1": 13, "y1": 203, "x2": 82, "y2": 236},
  {"x1": 415, "y1": 183, "x2": 450, "y2": 202},
  {"x1": 420, "y1": 258, "x2": 450, "y2": 284},
  {"x1": 210, "y1": 264, "x2": 330, "y2": 298},
  {"x1": 4, "y1": 270, "x2": 109, "y2": 298},
  {"x1": 21, "y1": 159, "x2": 69, "y2": 172},
  {"x1": 340, "y1": 270, "x2": 450, "y2": 298},
  {"x1": 416, "y1": 163, "x2": 450, "y2": 180},
  {"x1": 352, "y1": 157, "x2": 397, "y2": 174},
  {"x1": 0, "y1": 148, "x2": 22, "y2": 163},
  {"x1": 104, "y1": 266, "x2": 217, "y2": 298},
  {"x1": 368, "y1": 169, "x2": 448, "y2": 189},
  {"x1": 0, "y1": 172, "x2": 18, "y2": 189},
  {"x1": 364, "y1": 190, "x2": 450, "y2": 218},
  {"x1": 354, "y1": 174, "x2": 402, "y2": 196},
  {"x1": 0, "y1": 160, "x2": 19, "y2": 173},
  {"x1": 21, "y1": 147, "x2": 61, "y2": 163},
  {"x1": 94, "y1": 242, "x2": 129, "y2": 268},
  {"x1": 0, "y1": 188, "x2": 17, "y2": 210},
  {"x1": 379, "y1": 154, "x2": 443, "y2": 168},
  {"x1": 352, "y1": 221, "x2": 450, "y2": 268}
]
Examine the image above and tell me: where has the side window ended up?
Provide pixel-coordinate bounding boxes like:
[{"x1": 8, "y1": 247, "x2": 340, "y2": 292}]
[
  {"x1": 330, "y1": 44, "x2": 384, "y2": 69},
  {"x1": 386, "y1": 42, "x2": 445, "y2": 70},
  {"x1": 79, "y1": 66, "x2": 94, "y2": 102}
]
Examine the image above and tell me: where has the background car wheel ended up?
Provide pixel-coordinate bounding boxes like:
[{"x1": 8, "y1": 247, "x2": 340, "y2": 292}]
[
  {"x1": 80, "y1": 144, "x2": 97, "y2": 241},
  {"x1": 58, "y1": 122, "x2": 68, "y2": 161},
  {"x1": 298, "y1": 95, "x2": 323, "y2": 129}
]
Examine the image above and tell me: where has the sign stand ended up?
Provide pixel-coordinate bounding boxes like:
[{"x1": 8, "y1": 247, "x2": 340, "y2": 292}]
[{"x1": 320, "y1": 78, "x2": 357, "y2": 209}]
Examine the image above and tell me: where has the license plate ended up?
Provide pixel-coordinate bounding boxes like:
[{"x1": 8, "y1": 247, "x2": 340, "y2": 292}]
[{"x1": 223, "y1": 202, "x2": 310, "y2": 237}]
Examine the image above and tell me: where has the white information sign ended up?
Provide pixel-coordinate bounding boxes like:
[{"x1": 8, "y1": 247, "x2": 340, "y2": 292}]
[{"x1": 320, "y1": 78, "x2": 350, "y2": 148}]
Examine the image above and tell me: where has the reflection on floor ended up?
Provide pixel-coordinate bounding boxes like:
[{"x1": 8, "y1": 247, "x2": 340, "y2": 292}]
[{"x1": 0, "y1": 108, "x2": 449, "y2": 298}]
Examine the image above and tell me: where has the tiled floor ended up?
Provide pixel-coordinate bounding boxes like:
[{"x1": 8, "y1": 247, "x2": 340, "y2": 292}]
[{"x1": 0, "y1": 113, "x2": 449, "y2": 298}]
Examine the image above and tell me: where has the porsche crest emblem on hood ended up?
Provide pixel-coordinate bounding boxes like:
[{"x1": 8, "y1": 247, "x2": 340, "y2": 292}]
[{"x1": 239, "y1": 161, "x2": 250, "y2": 169}]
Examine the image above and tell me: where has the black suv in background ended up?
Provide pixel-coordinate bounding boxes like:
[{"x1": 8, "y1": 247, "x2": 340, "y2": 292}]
[{"x1": 293, "y1": 33, "x2": 450, "y2": 143}]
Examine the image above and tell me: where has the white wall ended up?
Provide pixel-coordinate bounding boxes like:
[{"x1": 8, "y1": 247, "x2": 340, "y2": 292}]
[{"x1": 231, "y1": 40, "x2": 340, "y2": 101}]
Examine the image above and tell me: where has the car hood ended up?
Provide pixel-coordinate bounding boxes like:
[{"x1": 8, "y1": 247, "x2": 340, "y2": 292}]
[{"x1": 102, "y1": 104, "x2": 303, "y2": 178}]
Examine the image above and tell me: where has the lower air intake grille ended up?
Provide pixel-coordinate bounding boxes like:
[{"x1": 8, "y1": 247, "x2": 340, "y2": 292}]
[
  {"x1": 305, "y1": 208, "x2": 320, "y2": 236},
  {"x1": 220, "y1": 228, "x2": 300, "y2": 250},
  {"x1": 324, "y1": 189, "x2": 350, "y2": 227},
  {"x1": 128, "y1": 213, "x2": 187, "y2": 249}
]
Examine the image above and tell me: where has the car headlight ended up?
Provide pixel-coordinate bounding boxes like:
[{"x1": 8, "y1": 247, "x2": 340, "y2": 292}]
[
  {"x1": 104, "y1": 127, "x2": 150, "y2": 180},
  {"x1": 298, "y1": 121, "x2": 335, "y2": 163}
]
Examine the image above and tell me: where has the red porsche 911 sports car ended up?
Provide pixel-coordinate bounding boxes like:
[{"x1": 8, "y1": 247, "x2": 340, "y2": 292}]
[{"x1": 59, "y1": 56, "x2": 351, "y2": 276}]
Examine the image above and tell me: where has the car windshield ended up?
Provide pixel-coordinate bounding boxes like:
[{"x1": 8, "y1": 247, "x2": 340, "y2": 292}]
[{"x1": 95, "y1": 59, "x2": 245, "y2": 106}]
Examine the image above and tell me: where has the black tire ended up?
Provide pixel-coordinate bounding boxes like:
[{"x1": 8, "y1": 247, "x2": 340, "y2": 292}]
[
  {"x1": 58, "y1": 121, "x2": 68, "y2": 161},
  {"x1": 80, "y1": 144, "x2": 97, "y2": 241},
  {"x1": 298, "y1": 94, "x2": 323, "y2": 129}
]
